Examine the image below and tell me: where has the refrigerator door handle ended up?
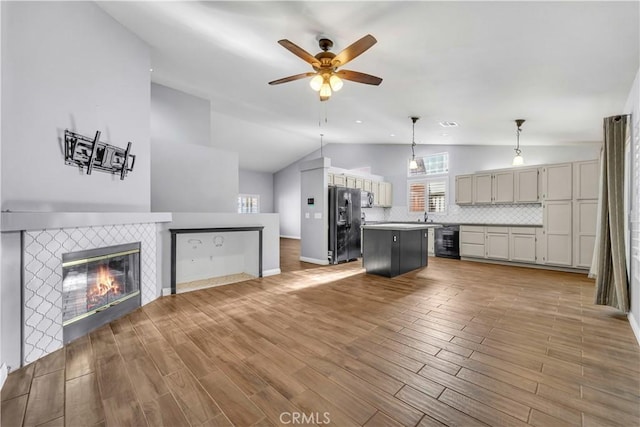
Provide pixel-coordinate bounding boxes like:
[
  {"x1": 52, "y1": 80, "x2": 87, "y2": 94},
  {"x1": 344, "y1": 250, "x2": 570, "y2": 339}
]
[{"x1": 346, "y1": 198, "x2": 352, "y2": 229}]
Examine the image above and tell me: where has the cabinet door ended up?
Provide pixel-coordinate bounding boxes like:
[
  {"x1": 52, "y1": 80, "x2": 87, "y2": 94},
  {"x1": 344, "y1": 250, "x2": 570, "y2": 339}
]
[
  {"x1": 455, "y1": 175, "x2": 473, "y2": 205},
  {"x1": 544, "y1": 201, "x2": 572, "y2": 266},
  {"x1": 384, "y1": 182, "x2": 393, "y2": 207},
  {"x1": 328, "y1": 173, "x2": 334, "y2": 186},
  {"x1": 543, "y1": 163, "x2": 572, "y2": 201},
  {"x1": 334, "y1": 174, "x2": 346, "y2": 187},
  {"x1": 574, "y1": 200, "x2": 597, "y2": 268},
  {"x1": 371, "y1": 181, "x2": 380, "y2": 206},
  {"x1": 363, "y1": 179, "x2": 372, "y2": 192},
  {"x1": 346, "y1": 176, "x2": 357, "y2": 189},
  {"x1": 427, "y1": 228, "x2": 435, "y2": 256},
  {"x1": 514, "y1": 168, "x2": 540, "y2": 203},
  {"x1": 420, "y1": 230, "x2": 428, "y2": 267},
  {"x1": 486, "y1": 231, "x2": 509, "y2": 260},
  {"x1": 473, "y1": 174, "x2": 492, "y2": 204},
  {"x1": 355, "y1": 178, "x2": 363, "y2": 190},
  {"x1": 492, "y1": 171, "x2": 514, "y2": 204},
  {"x1": 510, "y1": 233, "x2": 536, "y2": 263},
  {"x1": 574, "y1": 160, "x2": 599, "y2": 200}
]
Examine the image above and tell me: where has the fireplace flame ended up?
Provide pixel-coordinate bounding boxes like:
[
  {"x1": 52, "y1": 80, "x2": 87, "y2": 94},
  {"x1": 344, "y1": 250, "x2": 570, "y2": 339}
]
[{"x1": 88, "y1": 265, "x2": 121, "y2": 307}]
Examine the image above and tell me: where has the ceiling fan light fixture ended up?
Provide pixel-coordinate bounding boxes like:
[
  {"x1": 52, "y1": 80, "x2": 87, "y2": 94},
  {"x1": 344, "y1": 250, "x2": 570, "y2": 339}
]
[
  {"x1": 309, "y1": 74, "x2": 323, "y2": 91},
  {"x1": 329, "y1": 74, "x2": 343, "y2": 91}
]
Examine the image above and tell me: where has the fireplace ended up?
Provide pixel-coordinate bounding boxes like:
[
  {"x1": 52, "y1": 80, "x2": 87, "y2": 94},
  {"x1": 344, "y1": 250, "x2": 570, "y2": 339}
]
[{"x1": 62, "y1": 242, "x2": 141, "y2": 344}]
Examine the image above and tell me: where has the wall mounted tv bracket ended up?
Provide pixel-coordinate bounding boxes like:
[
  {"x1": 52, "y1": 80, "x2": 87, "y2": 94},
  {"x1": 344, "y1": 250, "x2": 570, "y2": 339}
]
[{"x1": 64, "y1": 129, "x2": 135, "y2": 180}]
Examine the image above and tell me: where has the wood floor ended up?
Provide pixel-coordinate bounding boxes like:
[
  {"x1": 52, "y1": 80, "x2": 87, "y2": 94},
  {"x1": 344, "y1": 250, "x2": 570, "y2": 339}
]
[{"x1": 2, "y1": 238, "x2": 639, "y2": 426}]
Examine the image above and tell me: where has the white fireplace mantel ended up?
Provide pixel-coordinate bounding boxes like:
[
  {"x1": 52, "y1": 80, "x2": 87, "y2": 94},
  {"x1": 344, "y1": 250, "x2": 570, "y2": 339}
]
[{"x1": 1, "y1": 211, "x2": 172, "y2": 232}]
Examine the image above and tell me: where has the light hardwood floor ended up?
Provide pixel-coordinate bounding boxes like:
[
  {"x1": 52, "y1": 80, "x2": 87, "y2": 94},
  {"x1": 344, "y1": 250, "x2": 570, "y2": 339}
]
[{"x1": 2, "y1": 238, "x2": 639, "y2": 426}]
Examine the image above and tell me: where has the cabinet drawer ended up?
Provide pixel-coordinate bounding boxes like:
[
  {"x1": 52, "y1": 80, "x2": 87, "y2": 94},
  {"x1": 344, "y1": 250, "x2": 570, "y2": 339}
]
[
  {"x1": 485, "y1": 226, "x2": 509, "y2": 234},
  {"x1": 461, "y1": 231, "x2": 484, "y2": 245},
  {"x1": 461, "y1": 225, "x2": 484, "y2": 233},
  {"x1": 510, "y1": 227, "x2": 537, "y2": 235},
  {"x1": 461, "y1": 243, "x2": 485, "y2": 258}
]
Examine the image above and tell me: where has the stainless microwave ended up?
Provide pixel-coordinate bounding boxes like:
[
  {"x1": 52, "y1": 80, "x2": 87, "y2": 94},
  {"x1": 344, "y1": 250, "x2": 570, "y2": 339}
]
[{"x1": 361, "y1": 191, "x2": 374, "y2": 208}]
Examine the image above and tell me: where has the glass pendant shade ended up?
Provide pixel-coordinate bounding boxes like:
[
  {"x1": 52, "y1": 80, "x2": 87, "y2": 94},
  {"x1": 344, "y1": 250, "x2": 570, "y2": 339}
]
[
  {"x1": 409, "y1": 158, "x2": 418, "y2": 170},
  {"x1": 512, "y1": 153, "x2": 524, "y2": 166},
  {"x1": 319, "y1": 82, "x2": 332, "y2": 99},
  {"x1": 329, "y1": 74, "x2": 343, "y2": 91},
  {"x1": 309, "y1": 74, "x2": 323, "y2": 91}
]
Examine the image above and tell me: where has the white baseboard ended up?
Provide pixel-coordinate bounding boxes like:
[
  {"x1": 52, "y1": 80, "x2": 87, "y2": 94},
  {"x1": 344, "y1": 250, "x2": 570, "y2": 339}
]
[
  {"x1": 628, "y1": 313, "x2": 640, "y2": 346},
  {"x1": 161, "y1": 287, "x2": 172, "y2": 296},
  {"x1": 0, "y1": 363, "x2": 8, "y2": 390},
  {"x1": 300, "y1": 256, "x2": 329, "y2": 265},
  {"x1": 280, "y1": 235, "x2": 300, "y2": 240},
  {"x1": 263, "y1": 268, "x2": 281, "y2": 277}
]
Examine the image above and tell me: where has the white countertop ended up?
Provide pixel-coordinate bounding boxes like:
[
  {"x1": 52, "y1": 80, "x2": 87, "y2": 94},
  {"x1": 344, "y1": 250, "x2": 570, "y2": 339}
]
[{"x1": 361, "y1": 223, "x2": 442, "y2": 230}]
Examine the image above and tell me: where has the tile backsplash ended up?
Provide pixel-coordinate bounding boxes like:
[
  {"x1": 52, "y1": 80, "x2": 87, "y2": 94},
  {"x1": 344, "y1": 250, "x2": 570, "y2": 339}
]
[{"x1": 380, "y1": 204, "x2": 543, "y2": 225}]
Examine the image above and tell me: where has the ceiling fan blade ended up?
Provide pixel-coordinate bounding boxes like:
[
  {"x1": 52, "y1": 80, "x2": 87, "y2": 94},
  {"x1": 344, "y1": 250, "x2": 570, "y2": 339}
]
[
  {"x1": 331, "y1": 34, "x2": 377, "y2": 67},
  {"x1": 277, "y1": 39, "x2": 321, "y2": 66},
  {"x1": 268, "y1": 72, "x2": 316, "y2": 85},
  {"x1": 336, "y1": 70, "x2": 383, "y2": 86}
]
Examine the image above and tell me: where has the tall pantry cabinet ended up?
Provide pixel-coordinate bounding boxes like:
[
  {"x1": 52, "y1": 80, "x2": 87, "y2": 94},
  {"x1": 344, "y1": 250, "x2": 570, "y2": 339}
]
[{"x1": 541, "y1": 160, "x2": 599, "y2": 268}]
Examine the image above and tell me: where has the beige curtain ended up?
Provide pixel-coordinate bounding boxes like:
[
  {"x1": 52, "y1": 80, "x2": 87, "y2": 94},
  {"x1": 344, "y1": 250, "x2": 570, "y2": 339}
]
[{"x1": 594, "y1": 115, "x2": 629, "y2": 312}]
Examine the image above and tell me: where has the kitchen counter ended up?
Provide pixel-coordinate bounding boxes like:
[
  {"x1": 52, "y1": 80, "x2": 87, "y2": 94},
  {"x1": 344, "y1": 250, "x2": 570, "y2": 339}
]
[
  {"x1": 364, "y1": 221, "x2": 542, "y2": 228},
  {"x1": 361, "y1": 223, "x2": 442, "y2": 231},
  {"x1": 362, "y1": 224, "x2": 438, "y2": 277}
]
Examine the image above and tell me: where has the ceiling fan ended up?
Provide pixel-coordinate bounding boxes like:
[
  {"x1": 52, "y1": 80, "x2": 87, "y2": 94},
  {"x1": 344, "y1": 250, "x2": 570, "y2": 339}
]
[{"x1": 268, "y1": 34, "x2": 383, "y2": 101}]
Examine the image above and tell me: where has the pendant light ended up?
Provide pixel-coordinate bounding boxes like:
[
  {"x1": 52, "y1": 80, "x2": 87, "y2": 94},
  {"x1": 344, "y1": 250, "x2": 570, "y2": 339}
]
[
  {"x1": 512, "y1": 119, "x2": 525, "y2": 166},
  {"x1": 409, "y1": 117, "x2": 420, "y2": 170}
]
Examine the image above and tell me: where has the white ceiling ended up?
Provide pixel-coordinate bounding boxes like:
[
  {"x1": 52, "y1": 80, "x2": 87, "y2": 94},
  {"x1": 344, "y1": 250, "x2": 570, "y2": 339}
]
[{"x1": 98, "y1": 1, "x2": 639, "y2": 173}]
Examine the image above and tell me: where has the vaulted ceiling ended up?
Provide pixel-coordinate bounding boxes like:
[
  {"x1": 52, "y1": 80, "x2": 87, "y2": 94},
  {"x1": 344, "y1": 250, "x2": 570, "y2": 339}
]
[{"x1": 98, "y1": 1, "x2": 639, "y2": 172}]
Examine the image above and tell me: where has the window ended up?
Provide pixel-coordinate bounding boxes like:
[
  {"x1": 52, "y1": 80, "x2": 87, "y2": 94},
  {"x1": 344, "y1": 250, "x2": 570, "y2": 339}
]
[
  {"x1": 408, "y1": 179, "x2": 447, "y2": 214},
  {"x1": 409, "y1": 152, "x2": 449, "y2": 177},
  {"x1": 238, "y1": 194, "x2": 260, "y2": 213}
]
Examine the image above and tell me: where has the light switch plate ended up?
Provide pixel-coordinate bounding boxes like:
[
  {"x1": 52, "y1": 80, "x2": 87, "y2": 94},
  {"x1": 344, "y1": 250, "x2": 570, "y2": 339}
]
[
  {"x1": 314, "y1": 213, "x2": 322, "y2": 219},
  {"x1": 305, "y1": 212, "x2": 310, "y2": 219}
]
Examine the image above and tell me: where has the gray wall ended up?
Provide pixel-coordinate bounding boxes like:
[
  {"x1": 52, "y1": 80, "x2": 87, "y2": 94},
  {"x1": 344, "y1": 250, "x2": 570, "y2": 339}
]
[
  {"x1": 151, "y1": 83, "x2": 210, "y2": 147},
  {"x1": 1, "y1": 1, "x2": 151, "y2": 212},
  {"x1": 150, "y1": 84, "x2": 238, "y2": 212},
  {"x1": 239, "y1": 169, "x2": 274, "y2": 213},
  {"x1": 299, "y1": 158, "x2": 329, "y2": 263},
  {"x1": 274, "y1": 143, "x2": 602, "y2": 238}
]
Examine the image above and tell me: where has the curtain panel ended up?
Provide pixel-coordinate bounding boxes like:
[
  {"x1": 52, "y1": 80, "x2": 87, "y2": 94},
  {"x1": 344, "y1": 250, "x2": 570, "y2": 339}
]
[{"x1": 593, "y1": 115, "x2": 629, "y2": 312}]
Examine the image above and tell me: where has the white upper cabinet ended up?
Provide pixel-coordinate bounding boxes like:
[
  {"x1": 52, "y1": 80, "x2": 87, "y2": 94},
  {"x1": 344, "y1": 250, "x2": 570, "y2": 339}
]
[
  {"x1": 473, "y1": 174, "x2": 493, "y2": 204},
  {"x1": 333, "y1": 174, "x2": 346, "y2": 187},
  {"x1": 455, "y1": 175, "x2": 473, "y2": 205},
  {"x1": 346, "y1": 175, "x2": 357, "y2": 189},
  {"x1": 514, "y1": 167, "x2": 540, "y2": 203},
  {"x1": 543, "y1": 163, "x2": 572, "y2": 201},
  {"x1": 363, "y1": 179, "x2": 372, "y2": 192},
  {"x1": 574, "y1": 159, "x2": 599, "y2": 200},
  {"x1": 355, "y1": 177, "x2": 364, "y2": 190},
  {"x1": 492, "y1": 171, "x2": 514, "y2": 204}
]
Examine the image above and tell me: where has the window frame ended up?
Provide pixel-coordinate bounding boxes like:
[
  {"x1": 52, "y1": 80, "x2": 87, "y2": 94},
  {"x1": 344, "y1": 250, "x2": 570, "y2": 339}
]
[
  {"x1": 407, "y1": 152, "x2": 449, "y2": 178},
  {"x1": 237, "y1": 194, "x2": 260, "y2": 214},
  {"x1": 407, "y1": 177, "x2": 448, "y2": 215}
]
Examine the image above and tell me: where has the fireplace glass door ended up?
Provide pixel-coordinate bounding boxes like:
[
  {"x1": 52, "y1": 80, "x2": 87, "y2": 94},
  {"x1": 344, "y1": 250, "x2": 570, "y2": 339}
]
[{"x1": 62, "y1": 243, "x2": 141, "y2": 339}]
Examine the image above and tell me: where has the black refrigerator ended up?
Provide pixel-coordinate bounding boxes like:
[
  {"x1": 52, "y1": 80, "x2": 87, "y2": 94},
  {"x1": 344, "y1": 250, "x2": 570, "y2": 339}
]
[{"x1": 328, "y1": 186, "x2": 362, "y2": 264}]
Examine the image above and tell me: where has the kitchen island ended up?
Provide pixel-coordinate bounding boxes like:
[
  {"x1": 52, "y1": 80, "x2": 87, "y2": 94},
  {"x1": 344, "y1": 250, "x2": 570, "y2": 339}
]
[{"x1": 362, "y1": 223, "x2": 441, "y2": 277}]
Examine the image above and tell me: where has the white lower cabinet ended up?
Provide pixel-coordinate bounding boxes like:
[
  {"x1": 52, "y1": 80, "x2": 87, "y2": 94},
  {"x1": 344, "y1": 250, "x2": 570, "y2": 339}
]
[
  {"x1": 485, "y1": 227, "x2": 509, "y2": 260},
  {"x1": 573, "y1": 200, "x2": 597, "y2": 268},
  {"x1": 428, "y1": 228, "x2": 435, "y2": 256},
  {"x1": 510, "y1": 228, "x2": 537, "y2": 263},
  {"x1": 543, "y1": 201, "x2": 573, "y2": 266},
  {"x1": 460, "y1": 226, "x2": 485, "y2": 258}
]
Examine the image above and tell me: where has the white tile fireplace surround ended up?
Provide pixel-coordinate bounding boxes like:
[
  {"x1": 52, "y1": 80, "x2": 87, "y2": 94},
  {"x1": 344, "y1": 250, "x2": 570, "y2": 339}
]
[{"x1": 1, "y1": 212, "x2": 171, "y2": 368}]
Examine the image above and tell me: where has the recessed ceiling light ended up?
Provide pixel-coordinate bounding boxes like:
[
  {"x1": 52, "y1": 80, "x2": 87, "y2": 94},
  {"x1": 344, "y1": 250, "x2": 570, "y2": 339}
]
[
  {"x1": 149, "y1": 68, "x2": 154, "y2": 72},
  {"x1": 355, "y1": 120, "x2": 363, "y2": 124},
  {"x1": 441, "y1": 133, "x2": 449, "y2": 137},
  {"x1": 390, "y1": 134, "x2": 396, "y2": 137},
  {"x1": 439, "y1": 121, "x2": 458, "y2": 128}
]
